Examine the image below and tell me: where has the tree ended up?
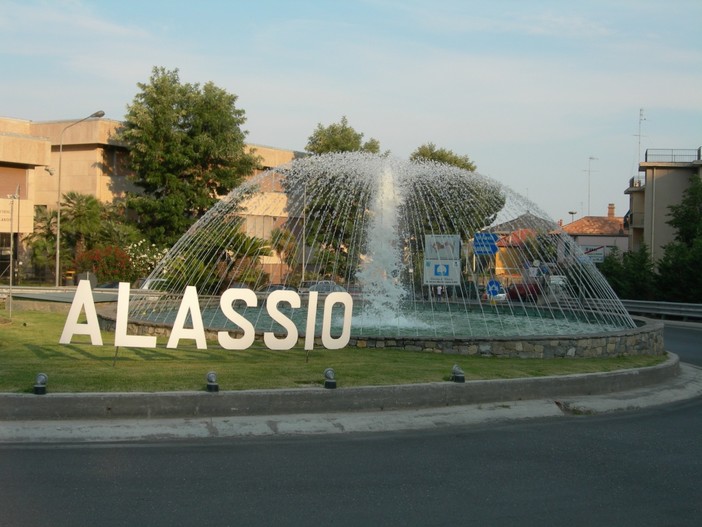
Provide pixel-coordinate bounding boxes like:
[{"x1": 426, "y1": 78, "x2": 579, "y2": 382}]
[
  {"x1": 656, "y1": 174, "x2": 702, "y2": 302},
  {"x1": 270, "y1": 227, "x2": 298, "y2": 269},
  {"x1": 666, "y1": 173, "x2": 702, "y2": 247},
  {"x1": 598, "y1": 247, "x2": 626, "y2": 296},
  {"x1": 60, "y1": 192, "x2": 102, "y2": 258},
  {"x1": 305, "y1": 116, "x2": 381, "y2": 154},
  {"x1": 599, "y1": 245, "x2": 658, "y2": 300},
  {"x1": 24, "y1": 206, "x2": 56, "y2": 281},
  {"x1": 119, "y1": 66, "x2": 260, "y2": 246},
  {"x1": 656, "y1": 238, "x2": 702, "y2": 302},
  {"x1": 410, "y1": 143, "x2": 477, "y2": 172}
]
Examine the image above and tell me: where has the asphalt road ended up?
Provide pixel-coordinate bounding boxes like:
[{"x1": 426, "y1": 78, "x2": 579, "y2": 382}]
[
  {"x1": 664, "y1": 323, "x2": 702, "y2": 365},
  {"x1": 1, "y1": 324, "x2": 700, "y2": 527}
]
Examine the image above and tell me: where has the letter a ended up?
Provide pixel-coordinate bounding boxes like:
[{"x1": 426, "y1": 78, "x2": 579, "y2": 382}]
[
  {"x1": 60, "y1": 280, "x2": 103, "y2": 345},
  {"x1": 167, "y1": 286, "x2": 207, "y2": 349}
]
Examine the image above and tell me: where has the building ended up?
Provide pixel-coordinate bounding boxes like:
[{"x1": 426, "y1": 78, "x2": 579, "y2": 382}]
[
  {"x1": 0, "y1": 116, "x2": 132, "y2": 253},
  {"x1": 625, "y1": 148, "x2": 702, "y2": 262},
  {"x1": 561, "y1": 203, "x2": 628, "y2": 263},
  {"x1": 0, "y1": 114, "x2": 304, "y2": 280}
]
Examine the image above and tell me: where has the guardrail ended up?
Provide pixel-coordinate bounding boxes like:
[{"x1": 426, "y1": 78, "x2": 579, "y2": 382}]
[
  {"x1": 621, "y1": 300, "x2": 702, "y2": 322},
  {"x1": 2, "y1": 287, "x2": 701, "y2": 323}
]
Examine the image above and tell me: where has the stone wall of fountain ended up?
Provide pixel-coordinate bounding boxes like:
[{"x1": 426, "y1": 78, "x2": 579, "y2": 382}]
[{"x1": 99, "y1": 308, "x2": 664, "y2": 358}]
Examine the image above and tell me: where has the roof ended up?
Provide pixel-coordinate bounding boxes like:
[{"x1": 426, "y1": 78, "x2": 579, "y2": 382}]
[
  {"x1": 488, "y1": 212, "x2": 557, "y2": 235},
  {"x1": 496, "y1": 228, "x2": 536, "y2": 247},
  {"x1": 562, "y1": 216, "x2": 626, "y2": 236}
]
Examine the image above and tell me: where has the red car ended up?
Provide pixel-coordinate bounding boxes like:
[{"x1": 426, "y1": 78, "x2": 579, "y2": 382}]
[{"x1": 507, "y1": 283, "x2": 541, "y2": 302}]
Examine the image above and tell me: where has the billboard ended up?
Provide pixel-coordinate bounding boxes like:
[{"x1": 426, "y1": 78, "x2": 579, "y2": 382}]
[
  {"x1": 424, "y1": 235, "x2": 462, "y2": 286},
  {"x1": 425, "y1": 235, "x2": 461, "y2": 260}
]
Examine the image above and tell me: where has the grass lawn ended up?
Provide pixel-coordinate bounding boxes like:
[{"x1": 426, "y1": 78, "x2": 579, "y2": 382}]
[{"x1": 0, "y1": 310, "x2": 665, "y2": 394}]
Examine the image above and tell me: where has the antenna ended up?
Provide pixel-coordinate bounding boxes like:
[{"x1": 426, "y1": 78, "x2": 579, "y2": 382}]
[
  {"x1": 636, "y1": 108, "x2": 646, "y2": 161},
  {"x1": 584, "y1": 156, "x2": 597, "y2": 216}
]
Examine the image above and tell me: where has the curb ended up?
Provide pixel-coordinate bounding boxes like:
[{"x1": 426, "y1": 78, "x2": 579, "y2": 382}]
[{"x1": 0, "y1": 352, "x2": 681, "y2": 421}]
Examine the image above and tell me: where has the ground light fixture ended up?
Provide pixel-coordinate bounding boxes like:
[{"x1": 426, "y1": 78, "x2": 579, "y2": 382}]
[
  {"x1": 34, "y1": 373, "x2": 48, "y2": 395},
  {"x1": 323, "y1": 368, "x2": 337, "y2": 389},
  {"x1": 451, "y1": 364, "x2": 465, "y2": 383},
  {"x1": 206, "y1": 371, "x2": 219, "y2": 392}
]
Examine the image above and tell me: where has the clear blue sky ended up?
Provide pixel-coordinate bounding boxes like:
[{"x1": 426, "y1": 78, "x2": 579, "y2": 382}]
[{"x1": 2, "y1": 0, "x2": 700, "y2": 223}]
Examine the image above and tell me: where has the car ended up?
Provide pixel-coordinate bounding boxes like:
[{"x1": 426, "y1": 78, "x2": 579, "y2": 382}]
[
  {"x1": 482, "y1": 290, "x2": 507, "y2": 302},
  {"x1": 506, "y1": 282, "x2": 541, "y2": 302},
  {"x1": 346, "y1": 285, "x2": 363, "y2": 297},
  {"x1": 308, "y1": 281, "x2": 346, "y2": 293},
  {"x1": 95, "y1": 281, "x2": 120, "y2": 289},
  {"x1": 297, "y1": 280, "x2": 318, "y2": 294},
  {"x1": 134, "y1": 278, "x2": 168, "y2": 290}
]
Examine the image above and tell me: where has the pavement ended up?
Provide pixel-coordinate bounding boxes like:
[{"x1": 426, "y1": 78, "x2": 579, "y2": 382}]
[{"x1": 2, "y1": 352, "x2": 701, "y2": 443}]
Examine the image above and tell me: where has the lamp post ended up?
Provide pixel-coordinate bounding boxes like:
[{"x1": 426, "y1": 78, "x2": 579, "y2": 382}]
[
  {"x1": 586, "y1": 156, "x2": 597, "y2": 217},
  {"x1": 55, "y1": 110, "x2": 105, "y2": 287},
  {"x1": 7, "y1": 185, "x2": 19, "y2": 319}
]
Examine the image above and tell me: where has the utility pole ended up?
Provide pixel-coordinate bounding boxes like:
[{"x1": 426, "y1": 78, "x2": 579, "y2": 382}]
[
  {"x1": 586, "y1": 156, "x2": 597, "y2": 216},
  {"x1": 7, "y1": 185, "x2": 19, "y2": 319},
  {"x1": 636, "y1": 108, "x2": 646, "y2": 162}
]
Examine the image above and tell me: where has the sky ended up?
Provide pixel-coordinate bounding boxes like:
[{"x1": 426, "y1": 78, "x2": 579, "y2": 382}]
[{"x1": 1, "y1": 0, "x2": 700, "y2": 223}]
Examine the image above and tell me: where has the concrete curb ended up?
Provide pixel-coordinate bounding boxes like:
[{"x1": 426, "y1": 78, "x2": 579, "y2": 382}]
[
  {"x1": 1, "y1": 363, "x2": 701, "y2": 444},
  {"x1": 0, "y1": 352, "x2": 682, "y2": 421}
]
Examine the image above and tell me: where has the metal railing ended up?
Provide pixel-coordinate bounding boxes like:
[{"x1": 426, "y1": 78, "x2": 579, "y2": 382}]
[
  {"x1": 2, "y1": 287, "x2": 700, "y2": 323},
  {"x1": 645, "y1": 148, "x2": 701, "y2": 163},
  {"x1": 621, "y1": 299, "x2": 702, "y2": 321}
]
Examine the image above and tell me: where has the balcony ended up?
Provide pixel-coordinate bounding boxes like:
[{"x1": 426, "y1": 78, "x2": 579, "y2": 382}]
[
  {"x1": 627, "y1": 176, "x2": 644, "y2": 189},
  {"x1": 627, "y1": 211, "x2": 644, "y2": 229}
]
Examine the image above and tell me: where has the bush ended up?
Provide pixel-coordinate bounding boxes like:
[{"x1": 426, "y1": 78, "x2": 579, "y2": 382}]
[{"x1": 75, "y1": 246, "x2": 134, "y2": 283}]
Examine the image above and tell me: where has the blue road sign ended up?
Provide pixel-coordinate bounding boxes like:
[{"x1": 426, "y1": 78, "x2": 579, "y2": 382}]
[
  {"x1": 473, "y1": 233, "x2": 499, "y2": 255},
  {"x1": 486, "y1": 279, "x2": 503, "y2": 296}
]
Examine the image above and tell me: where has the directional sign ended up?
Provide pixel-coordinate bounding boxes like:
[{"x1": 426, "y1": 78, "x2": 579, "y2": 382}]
[
  {"x1": 473, "y1": 232, "x2": 499, "y2": 255},
  {"x1": 486, "y1": 279, "x2": 503, "y2": 297}
]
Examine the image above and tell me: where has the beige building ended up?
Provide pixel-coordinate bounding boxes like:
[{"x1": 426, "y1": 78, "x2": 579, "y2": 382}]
[
  {"x1": 625, "y1": 148, "x2": 702, "y2": 262},
  {"x1": 0, "y1": 115, "x2": 131, "y2": 236},
  {"x1": 0, "y1": 114, "x2": 303, "y2": 280}
]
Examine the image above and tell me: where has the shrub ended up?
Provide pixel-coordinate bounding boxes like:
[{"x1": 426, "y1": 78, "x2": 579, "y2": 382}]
[{"x1": 75, "y1": 246, "x2": 134, "y2": 283}]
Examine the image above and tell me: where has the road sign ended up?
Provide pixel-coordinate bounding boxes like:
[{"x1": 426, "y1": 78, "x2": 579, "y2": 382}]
[
  {"x1": 486, "y1": 279, "x2": 503, "y2": 297},
  {"x1": 473, "y1": 233, "x2": 499, "y2": 255}
]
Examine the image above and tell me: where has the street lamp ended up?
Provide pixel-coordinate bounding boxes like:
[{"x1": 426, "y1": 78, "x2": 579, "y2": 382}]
[
  {"x1": 585, "y1": 156, "x2": 597, "y2": 217},
  {"x1": 7, "y1": 185, "x2": 19, "y2": 319},
  {"x1": 55, "y1": 110, "x2": 105, "y2": 287},
  {"x1": 568, "y1": 210, "x2": 577, "y2": 223}
]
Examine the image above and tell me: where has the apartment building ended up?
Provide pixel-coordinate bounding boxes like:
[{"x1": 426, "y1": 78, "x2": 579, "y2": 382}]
[{"x1": 625, "y1": 148, "x2": 702, "y2": 262}]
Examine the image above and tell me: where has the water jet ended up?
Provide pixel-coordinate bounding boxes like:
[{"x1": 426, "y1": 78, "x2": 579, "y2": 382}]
[{"x1": 122, "y1": 153, "x2": 659, "y2": 357}]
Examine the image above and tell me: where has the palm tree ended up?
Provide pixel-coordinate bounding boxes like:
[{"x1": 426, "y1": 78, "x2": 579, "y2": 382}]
[
  {"x1": 270, "y1": 227, "x2": 298, "y2": 266},
  {"x1": 24, "y1": 207, "x2": 57, "y2": 281},
  {"x1": 60, "y1": 192, "x2": 102, "y2": 258}
]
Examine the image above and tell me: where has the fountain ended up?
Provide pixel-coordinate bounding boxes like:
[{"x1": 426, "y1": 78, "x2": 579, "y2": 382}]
[{"x1": 121, "y1": 152, "x2": 662, "y2": 358}]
